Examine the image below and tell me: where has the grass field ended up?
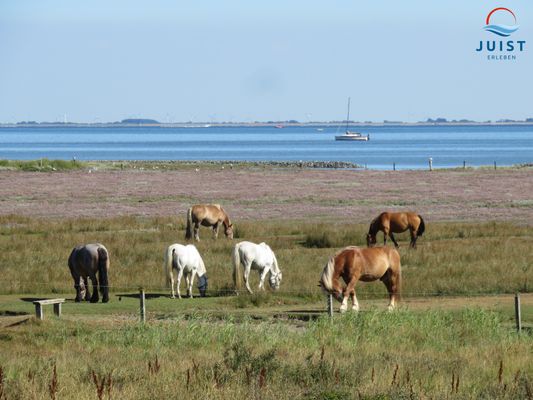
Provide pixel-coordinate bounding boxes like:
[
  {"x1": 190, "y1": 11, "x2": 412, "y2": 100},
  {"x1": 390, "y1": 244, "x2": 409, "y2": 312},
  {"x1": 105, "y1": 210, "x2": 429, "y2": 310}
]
[
  {"x1": 1, "y1": 164, "x2": 532, "y2": 399},
  {"x1": 0, "y1": 216, "x2": 532, "y2": 399}
]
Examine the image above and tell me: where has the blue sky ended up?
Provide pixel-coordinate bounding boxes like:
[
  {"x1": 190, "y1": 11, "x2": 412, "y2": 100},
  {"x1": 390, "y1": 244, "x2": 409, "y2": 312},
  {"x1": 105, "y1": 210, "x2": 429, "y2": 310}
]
[{"x1": 0, "y1": 1, "x2": 532, "y2": 122}]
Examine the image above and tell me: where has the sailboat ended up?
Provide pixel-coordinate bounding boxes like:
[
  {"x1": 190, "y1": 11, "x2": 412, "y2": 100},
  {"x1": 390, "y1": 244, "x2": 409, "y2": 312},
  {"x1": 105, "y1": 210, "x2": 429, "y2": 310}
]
[{"x1": 335, "y1": 97, "x2": 369, "y2": 141}]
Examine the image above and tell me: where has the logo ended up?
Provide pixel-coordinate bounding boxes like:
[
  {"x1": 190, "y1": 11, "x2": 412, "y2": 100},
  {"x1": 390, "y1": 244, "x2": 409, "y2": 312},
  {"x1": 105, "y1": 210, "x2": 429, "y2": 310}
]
[
  {"x1": 476, "y1": 7, "x2": 526, "y2": 60},
  {"x1": 483, "y1": 7, "x2": 519, "y2": 37}
]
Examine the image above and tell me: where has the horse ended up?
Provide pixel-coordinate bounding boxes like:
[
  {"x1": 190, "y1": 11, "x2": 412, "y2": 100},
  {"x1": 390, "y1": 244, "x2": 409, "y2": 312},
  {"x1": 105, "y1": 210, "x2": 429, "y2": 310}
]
[
  {"x1": 232, "y1": 241, "x2": 282, "y2": 294},
  {"x1": 68, "y1": 243, "x2": 110, "y2": 303},
  {"x1": 319, "y1": 246, "x2": 401, "y2": 312},
  {"x1": 163, "y1": 243, "x2": 208, "y2": 298},
  {"x1": 367, "y1": 211, "x2": 425, "y2": 248},
  {"x1": 185, "y1": 204, "x2": 234, "y2": 241}
]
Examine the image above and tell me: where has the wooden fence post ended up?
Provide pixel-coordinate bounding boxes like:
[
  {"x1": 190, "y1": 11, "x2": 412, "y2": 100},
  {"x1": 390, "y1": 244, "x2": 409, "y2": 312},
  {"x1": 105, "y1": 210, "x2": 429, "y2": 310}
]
[
  {"x1": 327, "y1": 294, "x2": 333, "y2": 318},
  {"x1": 494, "y1": 161, "x2": 497, "y2": 170},
  {"x1": 463, "y1": 160, "x2": 466, "y2": 169},
  {"x1": 515, "y1": 293, "x2": 522, "y2": 333},
  {"x1": 393, "y1": 162, "x2": 396, "y2": 171},
  {"x1": 139, "y1": 288, "x2": 146, "y2": 323}
]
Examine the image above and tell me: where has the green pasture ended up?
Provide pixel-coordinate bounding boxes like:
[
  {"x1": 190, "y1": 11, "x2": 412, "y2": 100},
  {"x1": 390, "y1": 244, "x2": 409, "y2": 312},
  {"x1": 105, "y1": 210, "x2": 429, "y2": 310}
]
[{"x1": 1, "y1": 216, "x2": 532, "y2": 399}]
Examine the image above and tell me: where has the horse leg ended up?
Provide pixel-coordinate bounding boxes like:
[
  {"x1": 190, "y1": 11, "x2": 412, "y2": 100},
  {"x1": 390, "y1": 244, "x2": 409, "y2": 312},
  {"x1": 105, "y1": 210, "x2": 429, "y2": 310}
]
[
  {"x1": 258, "y1": 267, "x2": 269, "y2": 291},
  {"x1": 83, "y1": 277, "x2": 91, "y2": 302},
  {"x1": 185, "y1": 273, "x2": 192, "y2": 298},
  {"x1": 176, "y1": 269, "x2": 183, "y2": 299},
  {"x1": 350, "y1": 290, "x2": 360, "y2": 312},
  {"x1": 188, "y1": 272, "x2": 196, "y2": 298},
  {"x1": 381, "y1": 270, "x2": 400, "y2": 311},
  {"x1": 243, "y1": 262, "x2": 253, "y2": 294},
  {"x1": 389, "y1": 233, "x2": 400, "y2": 248},
  {"x1": 213, "y1": 222, "x2": 219, "y2": 239},
  {"x1": 340, "y1": 277, "x2": 358, "y2": 313},
  {"x1": 169, "y1": 269, "x2": 176, "y2": 299},
  {"x1": 409, "y1": 228, "x2": 417, "y2": 249},
  {"x1": 194, "y1": 222, "x2": 200, "y2": 242},
  {"x1": 72, "y1": 274, "x2": 83, "y2": 302},
  {"x1": 89, "y1": 274, "x2": 99, "y2": 303}
]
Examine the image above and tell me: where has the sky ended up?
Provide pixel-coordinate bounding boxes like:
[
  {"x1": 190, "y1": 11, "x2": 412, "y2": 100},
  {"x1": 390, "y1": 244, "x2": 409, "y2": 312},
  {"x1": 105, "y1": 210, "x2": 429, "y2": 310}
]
[{"x1": 0, "y1": 1, "x2": 532, "y2": 123}]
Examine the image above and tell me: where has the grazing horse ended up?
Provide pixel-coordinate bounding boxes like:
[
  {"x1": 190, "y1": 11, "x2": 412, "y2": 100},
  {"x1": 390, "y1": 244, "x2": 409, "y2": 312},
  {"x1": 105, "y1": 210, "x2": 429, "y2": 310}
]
[
  {"x1": 68, "y1": 243, "x2": 110, "y2": 303},
  {"x1": 319, "y1": 246, "x2": 401, "y2": 312},
  {"x1": 164, "y1": 244, "x2": 208, "y2": 298},
  {"x1": 367, "y1": 212, "x2": 425, "y2": 248},
  {"x1": 232, "y1": 241, "x2": 282, "y2": 294},
  {"x1": 185, "y1": 204, "x2": 234, "y2": 241}
]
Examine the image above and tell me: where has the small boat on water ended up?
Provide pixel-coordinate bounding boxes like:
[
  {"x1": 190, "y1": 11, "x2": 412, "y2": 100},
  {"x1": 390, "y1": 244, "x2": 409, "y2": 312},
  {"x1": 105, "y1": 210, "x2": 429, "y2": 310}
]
[
  {"x1": 316, "y1": 128, "x2": 324, "y2": 132},
  {"x1": 335, "y1": 97, "x2": 369, "y2": 141}
]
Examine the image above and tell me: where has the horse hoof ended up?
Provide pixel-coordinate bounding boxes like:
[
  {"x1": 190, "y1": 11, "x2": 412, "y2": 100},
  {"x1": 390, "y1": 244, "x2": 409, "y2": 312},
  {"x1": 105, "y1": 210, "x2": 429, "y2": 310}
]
[
  {"x1": 339, "y1": 307, "x2": 348, "y2": 314},
  {"x1": 102, "y1": 297, "x2": 109, "y2": 303}
]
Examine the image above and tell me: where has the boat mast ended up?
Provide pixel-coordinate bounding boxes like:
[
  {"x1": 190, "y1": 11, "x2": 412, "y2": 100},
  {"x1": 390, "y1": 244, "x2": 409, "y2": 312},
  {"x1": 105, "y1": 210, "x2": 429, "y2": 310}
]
[{"x1": 346, "y1": 97, "x2": 350, "y2": 133}]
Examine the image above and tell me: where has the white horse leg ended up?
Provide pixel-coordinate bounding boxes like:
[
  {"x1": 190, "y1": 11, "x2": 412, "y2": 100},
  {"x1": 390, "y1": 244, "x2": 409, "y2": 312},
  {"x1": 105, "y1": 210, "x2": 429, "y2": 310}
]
[
  {"x1": 243, "y1": 262, "x2": 253, "y2": 294},
  {"x1": 176, "y1": 269, "x2": 183, "y2": 299},
  {"x1": 258, "y1": 267, "x2": 269, "y2": 291},
  {"x1": 351, "y1": 292, "x2": 360, "y2": 312},
  {"x1": 189, "y1": 272, "x2": 196, "y2": 298},
  {"x1": 170, "y1": 271, "x2": 176, "y2": 299},
  {"x1": 339, "y1": 295, "x2": 349, "y2": 313}
]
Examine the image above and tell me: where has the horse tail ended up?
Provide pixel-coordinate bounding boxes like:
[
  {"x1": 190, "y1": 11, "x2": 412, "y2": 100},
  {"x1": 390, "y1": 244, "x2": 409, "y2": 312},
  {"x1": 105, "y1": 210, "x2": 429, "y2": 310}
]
[
  {"x1": 185, "y1": 207, "x2": 193, "y2": 240},
  {"x1": 232, "y1": 243, "x2": 243, "y2": 290},
  {"x1": 319, "y1": 256, "x2": 336, "y2": 294},
  {"x1": 417, "y1": 215, "x2": 425, "y2": 237},
  {"x1": 164, "y1": 245, "x2": 174, "y2": 287},
  {"x1": 97, "y1": 246, "x2": 110, "y2": 302}
]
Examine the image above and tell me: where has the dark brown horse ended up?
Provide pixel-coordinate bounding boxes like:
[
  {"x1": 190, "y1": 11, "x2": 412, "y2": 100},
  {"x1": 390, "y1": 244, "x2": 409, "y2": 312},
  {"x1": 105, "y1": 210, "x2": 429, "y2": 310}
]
[
  {"x1": 319, "y1": 246, "x2": 401, "y2": 312},
  {"x1": 68, "y1": 243, "x2": 110, "y2": 303},
  {"x1": 185, "y1": 204, "x2": 234, "y2": 241},
  {"x1": 367, "y1": 212, "x2": 425, "y2": 248}
]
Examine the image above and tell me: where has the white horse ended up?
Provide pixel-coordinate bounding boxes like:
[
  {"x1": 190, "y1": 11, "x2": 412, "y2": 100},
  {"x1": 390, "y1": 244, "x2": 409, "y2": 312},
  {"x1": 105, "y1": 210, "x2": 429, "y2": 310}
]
[
  {"x1": 163, "y1": 244, "x2": 208, "y2": 299},
  {"x1": 232, "y1": 241, "x2": 282, "y2": 294}
]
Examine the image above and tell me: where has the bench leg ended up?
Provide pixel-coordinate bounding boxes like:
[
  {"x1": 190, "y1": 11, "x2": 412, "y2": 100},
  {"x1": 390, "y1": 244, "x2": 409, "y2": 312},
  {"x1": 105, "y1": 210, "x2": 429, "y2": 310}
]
[
  {"x1": 35, "y1": 304, "x2": 44, "y2": 320},
  {"x1": 53, "y1": 303, "x2": 62, "y2": 318}
]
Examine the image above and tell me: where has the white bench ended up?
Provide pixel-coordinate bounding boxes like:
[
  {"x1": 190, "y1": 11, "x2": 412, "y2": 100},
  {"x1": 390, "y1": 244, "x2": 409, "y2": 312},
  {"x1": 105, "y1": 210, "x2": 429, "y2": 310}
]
[{"x1": 33, "y1": 298, "x2": 65, "y2": 320}]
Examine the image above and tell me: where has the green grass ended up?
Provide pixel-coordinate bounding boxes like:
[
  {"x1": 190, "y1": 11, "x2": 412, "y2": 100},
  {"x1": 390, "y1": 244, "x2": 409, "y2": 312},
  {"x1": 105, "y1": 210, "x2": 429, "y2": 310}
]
[
  {"x1": 0, "y1": 309, "x2": 531, "y2": 399},
  {"x1": 0, "y1": 216, "x2": 530, "y2": 299},
  {"x1": 0, "y1": 158, "x2": 85, "y2": 171},
  {"x1": 0, "y1": 216, "x2": 532, "y2": 398}
]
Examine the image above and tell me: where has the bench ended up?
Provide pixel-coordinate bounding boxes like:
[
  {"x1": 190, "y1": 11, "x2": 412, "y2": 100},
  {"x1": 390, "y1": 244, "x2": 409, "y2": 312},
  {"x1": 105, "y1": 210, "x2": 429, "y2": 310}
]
[{"x1": 33, "y1": 298, "x2": 66, "y2": 320}]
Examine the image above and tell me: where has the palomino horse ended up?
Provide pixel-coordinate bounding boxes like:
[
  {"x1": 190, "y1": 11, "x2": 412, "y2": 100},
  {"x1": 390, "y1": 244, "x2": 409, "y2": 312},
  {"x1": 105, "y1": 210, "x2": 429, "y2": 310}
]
[
  {"x1": 163, "y1": 244, "x2": 208, "y2": 298},
  {"x1": 232, "y1": 241, "x2": 282, "y2": 294},
  {"x1": 185, "y1": 204, "x2": 234, "y2": 241},
  {"x1": 319, "y1": 246, "x2": 401, "y2": 312},
  {"x1": 367, "y1": 212, "x2": 425, "y2": 248},
  {"x1": 68, "y1": 243, "x2": 110, "y2": 303}
]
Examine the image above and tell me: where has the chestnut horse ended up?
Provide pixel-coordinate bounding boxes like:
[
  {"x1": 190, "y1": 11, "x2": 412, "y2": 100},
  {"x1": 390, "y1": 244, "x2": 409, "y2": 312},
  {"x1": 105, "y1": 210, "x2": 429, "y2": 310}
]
[
  {"x1": 185, "y1": 204, "x2": 234, "y2": 241},
  {"x1": 68, "y1": 243, "x2": 110, "y2": 303},
  {"x1": 319, "y1": 246, "x2": 401, "y2": 312},
  {"x1": 367, "y1": 212, "x2": 425, "y2": 248}
]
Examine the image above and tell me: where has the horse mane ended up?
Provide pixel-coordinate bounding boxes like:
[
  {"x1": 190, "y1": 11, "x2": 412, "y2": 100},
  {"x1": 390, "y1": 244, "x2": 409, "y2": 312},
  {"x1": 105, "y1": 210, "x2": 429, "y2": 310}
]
[{"x1": 368, "y1": 215, "x2": 380, "y2": 235}]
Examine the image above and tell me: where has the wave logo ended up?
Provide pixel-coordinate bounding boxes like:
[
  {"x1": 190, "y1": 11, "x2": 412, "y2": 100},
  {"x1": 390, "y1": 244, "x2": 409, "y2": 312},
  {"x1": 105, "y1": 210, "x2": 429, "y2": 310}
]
[{"x1": 483, "y1": 7, "x2": 519, "y2": 37}]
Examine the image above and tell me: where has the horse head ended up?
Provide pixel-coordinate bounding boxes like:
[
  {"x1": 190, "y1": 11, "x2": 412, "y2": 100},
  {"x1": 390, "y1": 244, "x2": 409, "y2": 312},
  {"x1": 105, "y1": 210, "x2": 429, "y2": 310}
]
[
  {"x1": 269, "y1": 271, "x2": 282, "y2": 290},
  {"x1": 225, "y1": 223, "x2": 234, "y2": 239},
  {"x1": 197, "y1": 275, "x2": 208, "y2": 297},
  {"x1": 366, "y1": 233, "x2": 377, "y2": 247}
]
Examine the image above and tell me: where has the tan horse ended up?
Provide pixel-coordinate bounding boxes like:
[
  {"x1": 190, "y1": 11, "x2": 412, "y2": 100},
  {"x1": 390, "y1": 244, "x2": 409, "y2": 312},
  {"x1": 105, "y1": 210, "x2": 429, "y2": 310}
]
[
  {"x1": 319, "y1": 246, "x2": 401, "y2": 312},
  {"x1": 185, "y1": 204, "x2": 234, "y2": 241},
  {"x1": 367, "y1": 212, "x2": 425, "y2": 248},
  {"x1": 68, "y1": 243, "x2": 110, "y2": 303}
]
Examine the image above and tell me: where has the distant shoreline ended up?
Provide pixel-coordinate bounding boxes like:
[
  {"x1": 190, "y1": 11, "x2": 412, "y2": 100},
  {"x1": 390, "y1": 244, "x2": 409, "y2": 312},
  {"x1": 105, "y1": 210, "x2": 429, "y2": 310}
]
[{"x1": 2, "y1": 121, "x2": 533, "y2": 128}]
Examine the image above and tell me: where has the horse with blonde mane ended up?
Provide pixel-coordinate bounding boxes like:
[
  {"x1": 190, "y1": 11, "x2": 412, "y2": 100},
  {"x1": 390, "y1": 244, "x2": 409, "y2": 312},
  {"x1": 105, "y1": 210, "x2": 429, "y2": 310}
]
[
  {"x1": 319, "y1": 246, "x2": 401, "y2": 312},
  {"x1": 367, "y1": 211, "x2": 425, "y2": 248},
  {"x1": 185, "y1": 204, "x2": 234, "y2": 241},
  {"x1": 232, "y1": 241, "x2": 282, "y2": 294},
  {"x1": 68, "y1": 243, "x2": 110, "y2": 303},
  {"x1": 163, "y1": 243, "x2": 208, "y2": 298}
]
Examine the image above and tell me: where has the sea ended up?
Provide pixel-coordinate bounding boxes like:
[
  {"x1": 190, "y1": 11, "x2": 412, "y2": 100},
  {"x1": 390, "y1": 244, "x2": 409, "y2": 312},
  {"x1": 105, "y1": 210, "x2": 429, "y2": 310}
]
[{"x1": 0, "y1": 125, "x2": 531, "y2": 170}]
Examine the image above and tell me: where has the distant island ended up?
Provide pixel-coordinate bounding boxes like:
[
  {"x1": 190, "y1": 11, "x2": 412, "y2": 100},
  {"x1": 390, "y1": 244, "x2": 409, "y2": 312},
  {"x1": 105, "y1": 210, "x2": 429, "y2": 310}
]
[{"x1": 2, "y1": 117, "x2": 533, "y2": 128}]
